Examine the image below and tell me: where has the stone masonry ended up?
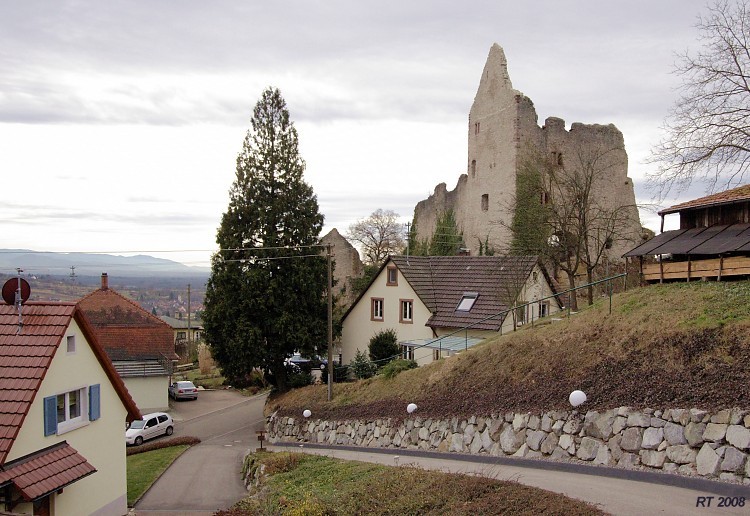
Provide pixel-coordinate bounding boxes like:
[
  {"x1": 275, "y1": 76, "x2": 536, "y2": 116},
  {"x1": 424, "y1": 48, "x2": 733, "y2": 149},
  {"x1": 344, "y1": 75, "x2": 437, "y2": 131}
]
[
  {"x1": 412, "y1": 44, "x2": 644, "y2": 260},
  {"x1": 320, "y1": 228, "x2": 364, "y2": 309},
  {"x1": 267, "y1": 407, "x2": 750, "y2": 483}
]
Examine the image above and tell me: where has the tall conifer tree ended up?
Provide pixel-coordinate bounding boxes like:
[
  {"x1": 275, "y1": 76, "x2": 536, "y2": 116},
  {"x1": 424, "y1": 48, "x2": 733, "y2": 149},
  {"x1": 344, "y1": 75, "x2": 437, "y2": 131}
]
[{"x1": 203, "y1": 88, "x2": 327, "y2": 392}]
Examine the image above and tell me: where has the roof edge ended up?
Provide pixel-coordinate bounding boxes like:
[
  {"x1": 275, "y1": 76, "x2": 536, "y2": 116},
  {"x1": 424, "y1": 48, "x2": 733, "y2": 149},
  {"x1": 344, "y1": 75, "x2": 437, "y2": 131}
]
[{"x1": 73, "y1": 308, "x2": 142, "y2": 421}]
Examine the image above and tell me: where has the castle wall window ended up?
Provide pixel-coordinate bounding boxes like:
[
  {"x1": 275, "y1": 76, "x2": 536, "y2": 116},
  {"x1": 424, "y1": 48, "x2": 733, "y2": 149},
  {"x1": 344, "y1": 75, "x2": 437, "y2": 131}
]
[
  {"x1": 474, "y1": 122, "x2": 480, "y2": 135},
  {"x1": 481, "y1": 194, "x2": 489, "y2": 211},
  {"x1": 471, "y1": 160, "x2": 476, "y2": 177}
]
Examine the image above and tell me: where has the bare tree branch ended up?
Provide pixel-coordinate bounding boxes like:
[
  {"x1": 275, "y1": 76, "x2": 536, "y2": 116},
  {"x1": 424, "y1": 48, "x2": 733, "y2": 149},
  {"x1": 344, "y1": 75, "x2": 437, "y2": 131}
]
[
  {"x1": 649, "y1": 0, "x2": 750, "y2": 199},
  {"x1": 347, "y1": 209, "x2": 405, "y2": 265}
]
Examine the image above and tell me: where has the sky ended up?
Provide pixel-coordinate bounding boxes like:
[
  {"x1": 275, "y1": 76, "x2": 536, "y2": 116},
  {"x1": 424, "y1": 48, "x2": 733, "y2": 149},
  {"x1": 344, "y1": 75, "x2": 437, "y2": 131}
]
[{"x1": 0, "y1": 0, "x2": 723, "y2": 270}]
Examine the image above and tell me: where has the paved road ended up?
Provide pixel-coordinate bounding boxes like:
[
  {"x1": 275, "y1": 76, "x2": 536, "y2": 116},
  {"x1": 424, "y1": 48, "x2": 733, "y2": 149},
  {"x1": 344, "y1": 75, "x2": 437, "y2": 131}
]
[
  {"x1": 270, "y1": 442, "x2": 750, "y2": 516},
  {"x1": 134, "y1": 390, "x2": 267, "y2": 515}
]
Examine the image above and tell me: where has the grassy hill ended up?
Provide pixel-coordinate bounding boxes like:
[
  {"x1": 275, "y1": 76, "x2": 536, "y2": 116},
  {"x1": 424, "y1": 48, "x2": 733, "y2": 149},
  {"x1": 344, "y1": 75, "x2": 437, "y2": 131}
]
[{"x1": 267, "y1": 281, "x2": 750, "y2": 421}]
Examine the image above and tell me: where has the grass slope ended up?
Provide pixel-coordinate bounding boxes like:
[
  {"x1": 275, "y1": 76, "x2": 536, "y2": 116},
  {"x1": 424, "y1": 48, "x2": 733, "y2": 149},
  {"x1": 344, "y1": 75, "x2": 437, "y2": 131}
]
[
  {"x1": 219, "y1": 452, "x2": 604, "y2": 515},
  {"x1": 268, "y1": 282, "x2": 750, "y2": 421}
]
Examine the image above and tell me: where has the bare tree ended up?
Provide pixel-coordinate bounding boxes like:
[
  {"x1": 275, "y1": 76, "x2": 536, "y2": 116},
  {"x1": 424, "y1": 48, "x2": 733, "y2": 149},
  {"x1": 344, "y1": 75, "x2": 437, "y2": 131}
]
[
  {"x1": 649, "y1": 0, "x2": 750, "y2": 198},
  {"x1": 347, "y1": 209, "x2": 405, "y2": 265},
  {"x1": 504, "y1": 143, "x2": 636, "y2": 309}
]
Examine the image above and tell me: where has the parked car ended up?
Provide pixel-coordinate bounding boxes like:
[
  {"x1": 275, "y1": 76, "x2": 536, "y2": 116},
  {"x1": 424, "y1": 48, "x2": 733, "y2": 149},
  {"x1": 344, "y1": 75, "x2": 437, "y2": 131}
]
[
  {"x1": 169, "y1": 380, "x2": 198, "y2": 400},
  {"x1": 126, "y1": 412, "x2": 174, "y2": 446}
]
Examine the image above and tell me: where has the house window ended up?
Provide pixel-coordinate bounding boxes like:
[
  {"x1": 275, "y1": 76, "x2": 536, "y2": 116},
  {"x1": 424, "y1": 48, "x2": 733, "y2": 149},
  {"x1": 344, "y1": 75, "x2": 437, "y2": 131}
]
[
  {"x1": 386, "y1": 267, "x2": 398, "y2": 286},
  {"x1": 481, "y1": 194, "x2": 489, "y2": 212},
  {"x1": 371, "y1": 298, "x2": 384, "y2": 321},
  {"x1": 44, "y1": 384, "x2": 100, "y2": 436},
  {"x1": 539, "y1": 301, "x2": 549, "y2": 318},
  {"x1": 403, "y1": 346, "x2": 414, "y2": 361},
  {"x1": 177, "y1": 331, "x2": 187, "y2": 340},
  {"x1": 66, "y1": 335, "x2": 76, "y2": 353},
  {"x1": 400, "y1": 299, "x2": 413, "y2": 323},
  {"x1": 456, "y1": 292, "x2": 479, "y2": 311}
]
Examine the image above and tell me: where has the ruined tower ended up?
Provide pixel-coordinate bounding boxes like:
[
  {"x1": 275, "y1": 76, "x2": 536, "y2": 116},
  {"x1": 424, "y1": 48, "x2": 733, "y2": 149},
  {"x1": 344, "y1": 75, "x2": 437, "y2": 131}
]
[{"x1": 412, "y1": 43, "x2": 643, "y2": 261}]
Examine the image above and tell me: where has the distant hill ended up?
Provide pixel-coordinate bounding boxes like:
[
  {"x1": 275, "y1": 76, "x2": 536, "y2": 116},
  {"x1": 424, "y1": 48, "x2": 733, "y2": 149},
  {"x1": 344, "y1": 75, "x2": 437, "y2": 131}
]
[{"x1": 0, "y1": 249, "x2": 210, "y2": 280}]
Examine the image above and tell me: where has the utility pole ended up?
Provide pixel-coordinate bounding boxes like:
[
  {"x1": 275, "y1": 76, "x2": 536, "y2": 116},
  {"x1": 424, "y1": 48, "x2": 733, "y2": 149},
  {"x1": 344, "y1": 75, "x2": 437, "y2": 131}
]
[
  {"x1": 187, "y1": 284, "x2": 192, "y2": 346},
  {"x1": 327, "y1": 243, "x2": 334, "y2": 402}
]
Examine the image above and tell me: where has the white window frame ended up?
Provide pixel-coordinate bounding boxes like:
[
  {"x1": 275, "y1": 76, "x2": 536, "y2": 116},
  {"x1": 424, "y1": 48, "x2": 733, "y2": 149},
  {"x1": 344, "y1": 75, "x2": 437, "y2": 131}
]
[
  {"x1": 371, "y1": 298, "x2": 384, "y2": 321},
  {"x1": 456, "y1": 292, "x2": 479, "y2": 312},
  {"x1": 400, "y1": 299, "x2": 413, "y2": 323},
  {"x1": 55, "y1": 386, "x2": 89, "y2": 434}
]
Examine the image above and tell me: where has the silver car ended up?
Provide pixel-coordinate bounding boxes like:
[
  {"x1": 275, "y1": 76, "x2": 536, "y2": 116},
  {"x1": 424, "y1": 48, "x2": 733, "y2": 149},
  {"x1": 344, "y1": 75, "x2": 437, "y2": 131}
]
[
  {"x1": 126, "y1": 412, "x2": 174, "y2": 446},
  {"x1": 169, "y1": 380, "x2": 199, "y2": 401}
]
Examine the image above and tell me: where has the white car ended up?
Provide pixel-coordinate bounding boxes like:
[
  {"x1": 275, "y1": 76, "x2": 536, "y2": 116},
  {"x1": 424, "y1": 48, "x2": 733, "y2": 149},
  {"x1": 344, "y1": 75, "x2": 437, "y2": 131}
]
[
  {"x1": 169, "y1": 380, "x2": 199, "y2": 401},
  {"x1": 126, "y1": 412, "x2": 174, "y2": 446}
]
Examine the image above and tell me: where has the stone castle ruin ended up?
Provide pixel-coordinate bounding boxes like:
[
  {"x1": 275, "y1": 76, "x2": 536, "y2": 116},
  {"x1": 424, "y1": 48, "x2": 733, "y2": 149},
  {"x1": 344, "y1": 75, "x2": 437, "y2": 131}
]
[{"x1": 412, "y1": 43, "x2": 644, "y2": 261}]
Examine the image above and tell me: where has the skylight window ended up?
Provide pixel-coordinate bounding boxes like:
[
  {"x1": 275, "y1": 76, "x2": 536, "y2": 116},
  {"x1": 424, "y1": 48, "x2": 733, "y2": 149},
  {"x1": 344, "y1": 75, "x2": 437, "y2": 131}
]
[{"x1": 456, "y1": 292, "x2": 478, "y2": 311}]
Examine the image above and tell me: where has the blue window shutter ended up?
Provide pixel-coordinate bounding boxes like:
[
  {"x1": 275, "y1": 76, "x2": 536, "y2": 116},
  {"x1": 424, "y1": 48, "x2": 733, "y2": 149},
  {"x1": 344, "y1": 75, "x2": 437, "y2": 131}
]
[
  {"x1": 89, "y1": 384, "x2": 101, "y2": 421},
  {"x1": 43, "y1": 396, "x2": 57, "y2": 436}
]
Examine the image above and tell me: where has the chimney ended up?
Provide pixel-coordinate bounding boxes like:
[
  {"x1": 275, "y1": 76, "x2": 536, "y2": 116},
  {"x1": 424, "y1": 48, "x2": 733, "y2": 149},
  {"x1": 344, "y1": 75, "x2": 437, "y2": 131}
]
[{"x1": 101, "y1": 273, "x2": 109, "y2": 290}]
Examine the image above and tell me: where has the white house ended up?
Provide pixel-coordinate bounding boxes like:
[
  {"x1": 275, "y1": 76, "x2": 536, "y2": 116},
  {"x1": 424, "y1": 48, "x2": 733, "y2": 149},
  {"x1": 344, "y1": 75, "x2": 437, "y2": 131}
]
[
  {"x1": 340, "y1": 255, "x2": 561, "y2": 366},
  {"x1": 0, "y1": 301, "x2": 141, "y2": 515}
]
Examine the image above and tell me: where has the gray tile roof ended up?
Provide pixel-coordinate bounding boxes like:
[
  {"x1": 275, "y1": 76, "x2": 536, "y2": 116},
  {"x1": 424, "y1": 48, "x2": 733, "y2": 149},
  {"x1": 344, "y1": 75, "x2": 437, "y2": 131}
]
[{"x1": 390, "y1": 255, "x2": 541, "y2": 331}]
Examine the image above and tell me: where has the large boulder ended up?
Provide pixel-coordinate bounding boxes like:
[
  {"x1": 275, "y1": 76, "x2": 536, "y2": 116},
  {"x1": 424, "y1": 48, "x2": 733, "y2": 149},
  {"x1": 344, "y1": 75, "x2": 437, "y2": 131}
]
[
  {"x1": 726, "y1": 425, "x2": 750, "y2": 450},
  {"x1": 664, "y1": 422, "x2": 687, "y2": 445},
  {"x1": 696, "y1": 443, "x2": 721, "y2": 476},
  {"x1": 577, "y1": 437, "x2": 602, "y2": 461},
  {"x1": 499, "y1": 425, "x2": 525, "y2": 454},
  {"x1": 666, "y1": 444, "x2": 697, "y2": 464},
  {"x1": 620, "y1": 427, "x2": 643, "y2": 452},
  {"x1": 703, "y1": 423, "x2": 728, "y2": 442}
]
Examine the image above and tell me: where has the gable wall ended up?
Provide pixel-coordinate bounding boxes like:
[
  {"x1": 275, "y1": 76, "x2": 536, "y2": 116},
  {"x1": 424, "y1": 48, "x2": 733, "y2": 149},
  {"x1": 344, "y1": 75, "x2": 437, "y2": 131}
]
[
  {"x1": 11, "y1": 319, "x2": 129, "y2": 516},
  {"x1": 340, "y1": 265, "x2": 433, "y2": 365}
]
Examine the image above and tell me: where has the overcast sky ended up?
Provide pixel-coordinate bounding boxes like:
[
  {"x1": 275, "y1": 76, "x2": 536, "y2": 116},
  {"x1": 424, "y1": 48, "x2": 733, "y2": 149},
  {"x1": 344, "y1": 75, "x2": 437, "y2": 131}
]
[{"x1": 0, "y1": 0, "x2": 719, "y2": 270}]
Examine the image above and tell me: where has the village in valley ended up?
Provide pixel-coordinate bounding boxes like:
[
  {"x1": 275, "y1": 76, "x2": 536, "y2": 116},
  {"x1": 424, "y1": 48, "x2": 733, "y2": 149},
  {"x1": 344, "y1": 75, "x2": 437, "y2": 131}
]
[{"x1": 2, "y1": 2, "x2": 750, "y2": 515}]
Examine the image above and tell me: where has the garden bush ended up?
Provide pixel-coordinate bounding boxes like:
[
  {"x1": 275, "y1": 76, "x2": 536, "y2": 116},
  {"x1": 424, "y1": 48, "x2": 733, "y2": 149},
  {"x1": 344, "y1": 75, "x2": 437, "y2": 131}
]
[
  {"x1": 368, "y1": 328, "x2": 400, "y2": 365},
  {"x1": 380, "y1": 358, "x2": 417, "y2": 379},
  {"x1": 350, "y1": 350, "x2": 377, "y2": 379}
]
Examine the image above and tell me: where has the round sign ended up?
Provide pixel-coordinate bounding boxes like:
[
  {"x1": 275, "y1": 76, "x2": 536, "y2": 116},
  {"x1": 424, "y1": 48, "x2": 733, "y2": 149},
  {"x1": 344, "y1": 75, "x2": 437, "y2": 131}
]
[{"x1": 2, "y1": 278, "x2": 31, "y2": 306}]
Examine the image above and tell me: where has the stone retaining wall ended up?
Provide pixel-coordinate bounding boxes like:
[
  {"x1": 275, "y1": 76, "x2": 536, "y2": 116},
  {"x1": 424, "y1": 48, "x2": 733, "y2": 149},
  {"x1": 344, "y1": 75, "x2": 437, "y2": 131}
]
[{"x1": 267, "y1": 407, "x2": 750, "y2": 483}]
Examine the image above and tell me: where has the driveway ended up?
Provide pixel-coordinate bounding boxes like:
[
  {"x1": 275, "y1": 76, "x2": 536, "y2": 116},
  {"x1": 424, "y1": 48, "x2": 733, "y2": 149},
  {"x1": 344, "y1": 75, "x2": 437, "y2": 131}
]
[{"x1": 133, "y1": 389, "x2": 267, "y2": 515}]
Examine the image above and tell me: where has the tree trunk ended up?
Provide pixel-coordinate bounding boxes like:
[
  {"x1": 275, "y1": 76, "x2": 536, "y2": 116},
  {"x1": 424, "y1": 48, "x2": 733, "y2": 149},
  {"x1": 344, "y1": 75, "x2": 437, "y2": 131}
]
[
  {"x1": 270, "y1": 361, "x2": 289, "y2": 393},
  {"x1": 566, "y1": 270, "x2": 579, "y2": 311},
  {"x1": 586, "y1": 267, "x2": 595, "y2": 306}
]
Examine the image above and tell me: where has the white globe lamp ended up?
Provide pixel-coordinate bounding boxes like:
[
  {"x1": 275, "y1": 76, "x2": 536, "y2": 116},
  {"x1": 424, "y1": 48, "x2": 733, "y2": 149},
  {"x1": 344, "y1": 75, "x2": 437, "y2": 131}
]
[
  {"x1": 303, "y1": 409, "x2": 312, "y2": 418},
  {"x1": 569, "y1": 390, "x2": 587, "y2": 407},
  {"x1": 406, "y1": 403, "x2": 418, "y2": 414}
]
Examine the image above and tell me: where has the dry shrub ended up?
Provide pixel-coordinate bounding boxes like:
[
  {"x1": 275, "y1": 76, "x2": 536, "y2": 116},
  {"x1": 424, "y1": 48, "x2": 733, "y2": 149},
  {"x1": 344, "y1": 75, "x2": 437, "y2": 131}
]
[
  {"x1": 198, "y1": 343, "x2": 215, "y2": 375},
  {"x1": 126, "y1": 436, "x2": 201, "y2": 455}
]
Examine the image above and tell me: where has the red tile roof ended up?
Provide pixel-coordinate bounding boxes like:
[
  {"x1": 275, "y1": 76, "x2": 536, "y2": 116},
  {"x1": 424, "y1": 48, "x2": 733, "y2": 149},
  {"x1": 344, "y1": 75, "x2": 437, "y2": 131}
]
[
  {"x1": 0, "y1": 441, "x2": 96, "y2": 501},
  {"x1": 78, "y1": 286, "x2": 178, "y2": 361},
  {"x1": 0, "y1": 302, "x2": 140, "y2": 465},
  {"x1": 659, "y1": 184, "x2": 750, "y2": 215}
]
